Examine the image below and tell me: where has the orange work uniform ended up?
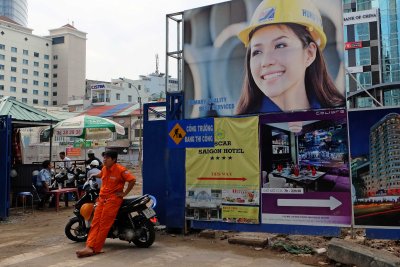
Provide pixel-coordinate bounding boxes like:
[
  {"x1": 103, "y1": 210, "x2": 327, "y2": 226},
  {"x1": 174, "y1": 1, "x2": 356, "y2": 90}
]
[{"x1": 86, "y1": 163, "x2": 135, "y2": 253}]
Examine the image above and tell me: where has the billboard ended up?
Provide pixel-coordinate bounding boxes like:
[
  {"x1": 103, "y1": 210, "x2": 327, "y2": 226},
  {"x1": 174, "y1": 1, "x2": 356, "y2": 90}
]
[
  {"x1": 183, "y1": 0, "x2": 345, "y2": 118},
  {"x1": 259, "y1": 109, "x2": 352, "y2": 226},
  {"x1": 348, "y1": 107, "x2": 400, "y2": 227}
]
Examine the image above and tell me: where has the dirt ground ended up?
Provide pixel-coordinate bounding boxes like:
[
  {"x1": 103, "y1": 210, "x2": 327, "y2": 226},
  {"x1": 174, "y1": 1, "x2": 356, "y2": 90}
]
[{"x1": 2, "y1": 168, "x2": 400, "y2": 267}]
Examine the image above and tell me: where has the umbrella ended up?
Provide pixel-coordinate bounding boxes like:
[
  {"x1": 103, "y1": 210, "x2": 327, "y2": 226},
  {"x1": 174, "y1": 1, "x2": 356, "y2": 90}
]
[{"x1": 53, "y1": 115, "x2": 125, "y2": 140}]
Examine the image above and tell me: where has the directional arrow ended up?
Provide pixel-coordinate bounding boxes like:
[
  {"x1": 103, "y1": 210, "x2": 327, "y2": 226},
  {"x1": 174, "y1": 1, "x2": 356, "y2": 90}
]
[
  {"x1": 277, "y1": 196, "x2": 342, "y2": 211},
  {"x1": 197, "y1": 177, "x2": 247, "y2": 181}
]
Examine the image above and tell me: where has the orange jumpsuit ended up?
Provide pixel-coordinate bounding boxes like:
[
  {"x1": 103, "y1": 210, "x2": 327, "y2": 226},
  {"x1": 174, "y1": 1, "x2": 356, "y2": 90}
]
[{"x1": 86, "y1": 163, "x2": 135, "y2": 253}]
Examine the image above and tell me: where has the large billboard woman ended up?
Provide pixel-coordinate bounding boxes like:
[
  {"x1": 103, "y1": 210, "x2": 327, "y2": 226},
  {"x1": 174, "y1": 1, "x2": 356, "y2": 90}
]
[{"x1": 184, "y1": 0, "x2": 345, "y2": 118}]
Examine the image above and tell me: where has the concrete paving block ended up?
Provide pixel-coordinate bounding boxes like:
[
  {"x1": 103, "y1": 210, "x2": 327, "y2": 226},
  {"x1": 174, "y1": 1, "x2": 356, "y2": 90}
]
[
  {"x1": 327, "y1": 238, "x2": 400, "y2": 267},
  {"x1": 228, "y1": 235, "x2": 269, "y2": 247}
]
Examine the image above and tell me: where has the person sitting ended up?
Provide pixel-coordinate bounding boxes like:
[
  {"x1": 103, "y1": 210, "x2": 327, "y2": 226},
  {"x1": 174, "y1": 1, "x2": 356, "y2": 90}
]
[
  {"x1": 85, "y1": 149, "x2": 103, "y2": 169},
  {"x1": 59, "y1": 151, "x2": 72, "y2": 171},
  {"x1": 86, "y1": 160, "x2": 102, "y2": 187},
  {"x1": 36, "y1": 160, "x2": 53, "y2": 209}
]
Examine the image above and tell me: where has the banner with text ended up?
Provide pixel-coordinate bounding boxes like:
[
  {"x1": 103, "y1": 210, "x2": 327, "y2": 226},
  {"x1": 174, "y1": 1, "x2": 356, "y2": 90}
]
[
  {"x1": 186, "y1": 116, "x2": 260, "y2": 223},
  {"x1": 168, "y1": 118, "x2": 214, "y2": 148}
]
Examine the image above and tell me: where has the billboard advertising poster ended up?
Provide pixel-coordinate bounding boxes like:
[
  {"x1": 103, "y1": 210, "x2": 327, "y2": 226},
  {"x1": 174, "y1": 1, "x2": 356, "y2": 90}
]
[
  {"x1": 349, "y1": 107, "x2": 400, "y2": 227},
  {"x1": 185, "y1": 116, "x2": 260, "y2": 223},
  {"x1": 183, "y1": 0, "x2": 345, "y2": 119},
  {"x1": 259, "y1": 108, "x2": 351, "y2": 226}
]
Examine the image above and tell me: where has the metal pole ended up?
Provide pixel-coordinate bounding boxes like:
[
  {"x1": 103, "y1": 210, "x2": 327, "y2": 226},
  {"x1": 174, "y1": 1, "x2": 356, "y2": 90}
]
[
  {"x1": 49, "y1": 121, "x2": 53, "y2": 161},
  {"x1": 138, "y1": 96, "x2": 142, "y2": 170}
]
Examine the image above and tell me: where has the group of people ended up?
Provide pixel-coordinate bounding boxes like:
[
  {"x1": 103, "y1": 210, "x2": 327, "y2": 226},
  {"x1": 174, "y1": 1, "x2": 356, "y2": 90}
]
[{"x1": 35, "y1": 149, "x2": 136, "y2": 258}]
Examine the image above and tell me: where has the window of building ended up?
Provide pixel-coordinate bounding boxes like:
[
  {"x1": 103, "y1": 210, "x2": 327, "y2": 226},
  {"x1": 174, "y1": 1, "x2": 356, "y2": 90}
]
[
  {"x1": 10, "y1": 66, "x2": 16, "y2": 72},
  {"x1": 23, "y1": 49, "x2": 28, "y2": 55},
  {"x1": 116, "y1": 93, "x2": 120, "y2": 100},
  {"x1": 34, "y1": 71, "x2": 39, "y2": 76},
  {"x1": 10, "y1": 86, "x2": 16, "y2": 92},
  {"x1": 0, "y1": 64, "x2": 4, "y2": 70},
  {"x1": 10, "y1": 76, "x2": 16, "y2": 82},
  {"x1": 33, "y1": 80, "x2": 39, "y2": 86},
  {"x1": 128, "y1": 95, "x2": 132, "y2": 102},
  {"x1": 44, "y1": 82, "x2": 49, "y2": 87},
  {"x1": 11, "y1": 47, "x2": 17, "y2": 53},
  {"x1": 384, "y1": 89, "x2": 400, "y2": 106},
  {"x1": 53, "y1": 82, "x2": 57, "y2": 87},
  {"x1": 355, "y1": 48, "x2": 371, "y2": 65},
  {"x1": 11, "y1": 57, "x2": 17, "y2": 62},
  {"x1": 53, "y1": 92, "x2": 57, "y2": 96},
  {"x1": 34, "y1": 61, "x2": 39, "y2": 67},
  {"x1": 0, "y1": 85, "x2": 3, "y2": 90},
  {"x1": 138, "y1": 85, "x2": 141, "y2": 90},
  {"x1": 23, "y1": 59, "x2": 28, "y2": 65},
  {"x1": 44, "y1": 91, "x2": 49, "y2": 96},
  {"x1": 34, "y1": 52, "x2": 39, "y2": 57},
  {"x1": 22, "y1": 78, "x2": 28, "y2": 84},
  {"x1": 52, "y1": 37, "x2": 64, "y2": 45},
  {"x1": 44, "y1": 54, "x2": 49, "y2": 60},
  {"x1": 44, "y1": 63, "x2": 49, "y2": 69},
  {"x1": 53, "y1": 100, "x2": 57, "y2": 105},
  {"x1": 0, "y1": 54, "x2": 4, "y2": 60},
  {"x1": 53, "y1": 55, "x2": 58, "y2": 60},
  {"x1": 53, "y1": 64, "x2": 58, "y2": 69},
  {"x1": 44, "y1": 73, "x2": 49, "y2": 78},
  {"x1": 33, "y1": 89, "x2": 38, "y2": 95},
  {"x1": 43, "y1": 100, "x2": 49, "y2": 105},
  {"x1": 33, "y1": 99, "x2": 38, "y2": 104},
  {"x1": 0, "y1": 75, "x2": 4, "y2": 80},
  {"x1": 53, "y1": 73, "x2": 57, "y2": 78},
  {"x1": 22, "y1": 98, "x2": 27, "y2": 103},
  {"x1": 0, "y1": 44, "x2": 4, "y2": 50},
  {"x1": 356, "y1": 72, "x2": 372, "y2": 88},
  {"x1": 10, "y1": 96, "x2": 16, "y2": 100},
  {"x1": 355, "y1": 23, "x2": 370, "y2": 41},
  {"x1": 22, "y1": 88, "x2": 28, "y2": 93}
]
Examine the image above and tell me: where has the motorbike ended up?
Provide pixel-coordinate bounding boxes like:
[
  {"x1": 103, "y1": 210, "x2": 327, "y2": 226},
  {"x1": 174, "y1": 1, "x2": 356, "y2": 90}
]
[
  {"x1": 65, "y1": 178, "x2": 157, "y2": 248},
  {"x1": 52, "y1": 166, "x2": 86, "y2": 189}
]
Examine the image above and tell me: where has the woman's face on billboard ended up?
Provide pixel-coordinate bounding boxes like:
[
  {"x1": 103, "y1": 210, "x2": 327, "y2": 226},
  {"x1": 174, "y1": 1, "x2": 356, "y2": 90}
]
[{"x1": 249, "y1": 24, "x2": 317, "y2": 104}]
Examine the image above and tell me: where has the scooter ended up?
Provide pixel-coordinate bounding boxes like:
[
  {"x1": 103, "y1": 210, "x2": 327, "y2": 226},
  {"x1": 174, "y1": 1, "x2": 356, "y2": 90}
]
[{"x1": 64, "y1": 178, "x2": 157, "y2": 248}]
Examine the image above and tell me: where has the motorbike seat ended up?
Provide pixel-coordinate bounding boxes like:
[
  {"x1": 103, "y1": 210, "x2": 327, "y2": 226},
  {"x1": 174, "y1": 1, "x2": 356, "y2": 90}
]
[{"x1": 120, "y1": 195, "x2": 149, "y2": 213}]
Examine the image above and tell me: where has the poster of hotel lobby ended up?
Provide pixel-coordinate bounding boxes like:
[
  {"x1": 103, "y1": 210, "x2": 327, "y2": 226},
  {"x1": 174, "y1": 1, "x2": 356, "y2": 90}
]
[
  {"x1": 260, "y1": 109, "x2": 352, "y2": 226},
  {"x1": 349, "y1": 107, "x2": 400, "y2": 227}
]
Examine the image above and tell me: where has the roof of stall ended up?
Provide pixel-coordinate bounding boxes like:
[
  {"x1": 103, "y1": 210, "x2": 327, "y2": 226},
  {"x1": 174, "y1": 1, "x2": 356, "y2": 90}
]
[{"x1": 0, "y1": 97, "x2": 60, "y2": 128}]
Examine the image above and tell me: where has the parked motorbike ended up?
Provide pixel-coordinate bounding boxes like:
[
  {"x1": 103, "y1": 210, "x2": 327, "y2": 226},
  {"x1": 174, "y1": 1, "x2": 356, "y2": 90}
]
[
  {"x1": 65, "y1": 178, "x2": 157, "y2": 248},
  {"x1": 52, "y1": 166, "x2": 86, "y2": 189}
]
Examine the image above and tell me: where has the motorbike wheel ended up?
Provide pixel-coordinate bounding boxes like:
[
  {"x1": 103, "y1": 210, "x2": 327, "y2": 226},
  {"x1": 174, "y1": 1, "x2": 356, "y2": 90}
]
[
  {"x1": 132, "y1": 219, "x2": 155, "y2": 248},
  {"x1": 65, "y1": 217, "x2": 88, "y2": 242}
]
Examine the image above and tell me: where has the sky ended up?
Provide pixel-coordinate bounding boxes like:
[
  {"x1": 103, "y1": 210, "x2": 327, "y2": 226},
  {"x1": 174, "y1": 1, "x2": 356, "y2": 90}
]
[{"x1": 28, "y1": 0, "x2": 227, "y2": 81}]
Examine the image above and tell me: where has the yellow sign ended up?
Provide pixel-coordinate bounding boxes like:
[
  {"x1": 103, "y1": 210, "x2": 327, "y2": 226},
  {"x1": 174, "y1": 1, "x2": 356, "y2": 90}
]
[
  {"x1": 222, "y1": 205, "x2": 259, "y2": 224},
  {"x1": 169, "y1": 123, "x2": 186, "y2": 145}
]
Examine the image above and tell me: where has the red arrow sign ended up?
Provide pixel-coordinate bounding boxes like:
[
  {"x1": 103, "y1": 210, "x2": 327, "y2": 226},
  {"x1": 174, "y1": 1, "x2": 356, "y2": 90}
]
[{"x1": 197, "y1": 177, "x2": 247, "y2": 181}]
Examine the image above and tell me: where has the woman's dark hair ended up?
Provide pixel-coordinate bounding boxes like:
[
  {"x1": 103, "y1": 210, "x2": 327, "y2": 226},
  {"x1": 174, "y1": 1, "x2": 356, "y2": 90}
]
[
  {"x1": 236, "y1": 23, "x2": 345, "y2": 114},
  {"x1": 42, "y1": 160, "x2": 51, "y2": 169}
]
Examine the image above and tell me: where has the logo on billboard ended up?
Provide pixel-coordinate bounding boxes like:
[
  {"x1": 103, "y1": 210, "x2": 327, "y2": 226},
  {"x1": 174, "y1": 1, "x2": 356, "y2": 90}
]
[
  {"x1": 345, "y1": 41, "x2": 362, "y2": 50},
  {"x1": 169, "y1": 123, "x2": 186, "y2": 145},
  {"x1": 90, "y1": 84, "x2": 106, "y2": 90},
  {"x1": 258, "y1": 8, "x2": 275, "y2": 22}
]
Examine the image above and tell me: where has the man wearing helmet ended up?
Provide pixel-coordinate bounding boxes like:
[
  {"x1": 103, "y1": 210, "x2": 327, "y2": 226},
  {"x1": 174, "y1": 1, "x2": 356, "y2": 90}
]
[
  {"x1": 86, "y1": 160, "x2": 102, "y2": 187},
  {"x1": 236, "y1": 0, "x2": 344, "y2": 114},
  {"x1": 76, "y1": 150, "x2": 135, "y2": 258},
  {"x1": 85, "y1": 149, "x2": 103, "y2": 169}
]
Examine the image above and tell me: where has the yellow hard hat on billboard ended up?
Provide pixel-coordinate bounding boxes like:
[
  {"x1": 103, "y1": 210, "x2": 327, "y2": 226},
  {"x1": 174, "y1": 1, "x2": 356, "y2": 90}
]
[{"x1": 238, "y1": 0, "x2": 327, "y2": 50}]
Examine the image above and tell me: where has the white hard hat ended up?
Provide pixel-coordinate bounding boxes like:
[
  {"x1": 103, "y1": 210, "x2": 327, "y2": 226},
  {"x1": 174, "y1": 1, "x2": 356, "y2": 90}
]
[
  {"x1": 87, "y1": 149, "x2": 94, "y2": 154},
  {"x1": 90, "y1": 160, "x2": 99, "y2": 166}
]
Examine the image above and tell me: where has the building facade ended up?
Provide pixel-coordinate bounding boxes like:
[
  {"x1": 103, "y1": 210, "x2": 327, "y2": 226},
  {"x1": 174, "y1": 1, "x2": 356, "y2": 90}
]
[
  {"x1": 343, "y1": 0, "x2": 400, "y2": 108},
  {"x1": 0, "y1": 17, "x2": 52, "y2": 106},
  {"x1": 368, "y1": 113, "x2": 400, "y2": 196},
  {"x1": 0, "y1": 0, "x2": 27, "y2": 26}
]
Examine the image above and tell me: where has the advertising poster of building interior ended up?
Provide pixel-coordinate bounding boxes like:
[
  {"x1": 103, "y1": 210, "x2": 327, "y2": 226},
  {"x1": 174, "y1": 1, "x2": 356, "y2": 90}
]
[
  {"x1": 260, "y1": 109, "x2": 352, "y2": 226},
  {"x1": 183, "y1": 0, "x2": 345, "y2": 118},
  {"x1": 185, "y1": 117, "x2": 260, "y2": 223},
  {"x1": 349, "y1": 107, "x2": 400, "y2": 227}
]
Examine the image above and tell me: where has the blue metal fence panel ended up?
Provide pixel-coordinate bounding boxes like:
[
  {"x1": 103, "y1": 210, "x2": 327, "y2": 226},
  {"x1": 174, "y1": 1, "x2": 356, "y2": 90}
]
[
  {"x1": 0, "y1": 116, "x2": 11, "y2": 219},
  {"x1": 366, "y1": 229, "x2": 400, "y2": 240}
]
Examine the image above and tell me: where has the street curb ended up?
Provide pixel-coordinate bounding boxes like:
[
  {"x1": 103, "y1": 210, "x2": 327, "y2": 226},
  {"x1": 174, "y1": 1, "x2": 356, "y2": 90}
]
[
  {"x1": 228, "y1": 235, "x2": 269, "y2": 247},
  {"x1": 327, "y1": 238, "x2": 400, "y2": 267}
]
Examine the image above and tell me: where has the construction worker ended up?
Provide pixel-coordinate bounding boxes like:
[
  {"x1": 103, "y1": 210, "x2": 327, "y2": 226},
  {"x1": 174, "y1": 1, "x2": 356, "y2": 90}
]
[
  {"x1": 76, "y1": 150, "x2": 135, "y2": 258},
  {"x1": 235, "y1": 0, "x2": 345, "y2": 114}
]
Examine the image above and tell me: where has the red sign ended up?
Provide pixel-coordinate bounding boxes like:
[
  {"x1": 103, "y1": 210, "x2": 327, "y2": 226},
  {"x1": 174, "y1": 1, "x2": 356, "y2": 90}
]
[
  {"x1": 345, "y1": 41, "x2": 362, "y2": 50},
  {"x1": 66, "y1": 147, "x2": 81, "y2": 157}
]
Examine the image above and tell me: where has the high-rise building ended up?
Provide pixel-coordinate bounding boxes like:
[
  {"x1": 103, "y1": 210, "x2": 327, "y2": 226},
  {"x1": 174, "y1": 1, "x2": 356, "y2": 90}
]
[
  {"x1": 368, "y1": 113, "x2": 400, "y2": 196},
  {"x1": 343, "y1": 0, "x2": 400, "y2": 109},
  {"x1": 0, "y1": 0, "x2": 27, "y2": 26}
]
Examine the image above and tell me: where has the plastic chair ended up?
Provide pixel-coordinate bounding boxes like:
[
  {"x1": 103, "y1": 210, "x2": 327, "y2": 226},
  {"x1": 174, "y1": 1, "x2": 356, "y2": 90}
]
[{"x1": 15, "y1": 192, "x2": 34, "y2": 212}]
